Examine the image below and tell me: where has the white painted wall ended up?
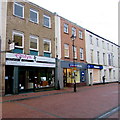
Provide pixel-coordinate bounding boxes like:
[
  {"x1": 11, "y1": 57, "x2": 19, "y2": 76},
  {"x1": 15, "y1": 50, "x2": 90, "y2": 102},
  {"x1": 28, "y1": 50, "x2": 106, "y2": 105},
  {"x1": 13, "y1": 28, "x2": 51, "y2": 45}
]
[
  {"x1": 55, "y1": 14, "x2": 61, "y2": 59},
  {"x1": 85, "y1": 30, "x2": 118, "y2": 84}
]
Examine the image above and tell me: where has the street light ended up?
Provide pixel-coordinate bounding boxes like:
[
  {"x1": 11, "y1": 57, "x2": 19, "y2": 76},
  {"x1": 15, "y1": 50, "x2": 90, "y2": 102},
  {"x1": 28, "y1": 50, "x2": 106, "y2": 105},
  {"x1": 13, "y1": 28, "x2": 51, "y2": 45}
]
[{"x1": 71, "y1": 34, "x2": 76, "y2": 92}]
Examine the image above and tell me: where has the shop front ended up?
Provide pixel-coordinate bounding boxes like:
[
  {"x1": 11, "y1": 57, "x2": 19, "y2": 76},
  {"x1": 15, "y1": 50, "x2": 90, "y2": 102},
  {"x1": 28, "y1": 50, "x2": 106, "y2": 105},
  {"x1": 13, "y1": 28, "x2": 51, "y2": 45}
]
[
  {"x1": 61, "y1": 61, "x2": 87, "y2": 87},
  {"x1": 5, "y1": 53, "x2": 55, "y2": 94},
  {"x1": 87, "y1": 64, "x2": 103, "y2": 85}
]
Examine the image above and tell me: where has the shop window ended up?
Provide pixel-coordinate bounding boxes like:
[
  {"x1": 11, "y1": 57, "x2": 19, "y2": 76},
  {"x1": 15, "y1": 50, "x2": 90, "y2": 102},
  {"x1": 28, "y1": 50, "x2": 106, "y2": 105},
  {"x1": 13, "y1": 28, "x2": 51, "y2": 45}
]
[
  {"x1": 43, "y1": 15, "x2": 51, "y2": 28},
  {"x1": 30, "y1": 9, "x2": 39, "y2": 23},
  {"x1": 13, "y1": 2, "x2": 24, "y2": 18}
]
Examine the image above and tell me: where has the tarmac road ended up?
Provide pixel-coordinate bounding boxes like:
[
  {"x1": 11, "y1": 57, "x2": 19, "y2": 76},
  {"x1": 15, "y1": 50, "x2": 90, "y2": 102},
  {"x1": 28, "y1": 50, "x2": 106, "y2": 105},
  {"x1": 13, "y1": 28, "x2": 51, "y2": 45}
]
[{"x1": 2, "y1": 83, "x2": 119, "y2": 119}]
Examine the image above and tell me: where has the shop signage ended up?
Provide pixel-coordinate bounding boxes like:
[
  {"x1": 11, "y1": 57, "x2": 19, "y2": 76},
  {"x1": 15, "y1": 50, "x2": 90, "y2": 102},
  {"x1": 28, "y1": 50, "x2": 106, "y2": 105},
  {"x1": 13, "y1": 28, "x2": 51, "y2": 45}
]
[
  {"x1": 87, "y1": 64, "x2": 103, "y2": 69},
  {"x1": 6, "y1": 53, "x2": 55, "y2": 68},
  {"x1": 9, "y1": 42, "x2": 15, "y2": 50},
  {"x1": 69, "y1": 64, "x2": 82, "y2": 68}
]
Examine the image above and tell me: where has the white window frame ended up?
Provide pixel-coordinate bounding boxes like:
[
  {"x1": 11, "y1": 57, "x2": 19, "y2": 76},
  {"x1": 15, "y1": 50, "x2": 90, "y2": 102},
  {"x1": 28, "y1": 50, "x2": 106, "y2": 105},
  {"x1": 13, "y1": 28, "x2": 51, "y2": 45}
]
[
  {"x1": 72, "y1": 27, "x2": 76, "y2": 36},
  {"x1": 43, "y1": 15, "x2": 51, "y2": 28},
  {"x1": 73, "y1": 46, "x2": 77, "y2": 59},
  {"x1": 30, "y1": 9, "x2": 39, "y2": 24},
  {"x1": 13, "y1": 2, "x2": 24, "y2": 18},
  {"x1": 96, "y1": 38, "x2": 99, "y2": 47},
  {"x1": 12, "y1": 30, "x2": 24, "y2": 48},
  {"x1": 64, "y1": 24, "x2": 69, "y2": 33},
  {"x1": 97, "y1": 51, "x2": 100, "y2": 64},
  {"x1": 90, "y1": 35, "x2": 93, "y2": 44},
  {"x1": 90, "y1": 49, "x2": 94, "y2": 63},
  {"x1": 80, "y1": 48, "x2": 84, "y2": 60},
  {"x1": 107, "y1": 43, "x2": 109, "y2": 50},
  {"x1": 64, "y1": 44, "x2": 69, "y2": 58},
  {"x1": 30, "y1": 35, "x2": 39, "y2": 51},
  {"x1": 79, "y1": 30, "x2": 83, "y2": 39},
  {"x1": 43, "y1": 39, "x2": 51, "y2": 53},
  {"x1": 102, "y1": 41, "x2": 105, "y2": 49}
]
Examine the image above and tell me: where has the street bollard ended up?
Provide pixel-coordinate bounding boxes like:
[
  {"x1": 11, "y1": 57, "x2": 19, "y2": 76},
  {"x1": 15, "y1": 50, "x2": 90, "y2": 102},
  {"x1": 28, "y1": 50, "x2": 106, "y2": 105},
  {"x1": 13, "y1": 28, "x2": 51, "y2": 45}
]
[{"x1": 74, "y1": 80, "x2": 76, "y2": 92}]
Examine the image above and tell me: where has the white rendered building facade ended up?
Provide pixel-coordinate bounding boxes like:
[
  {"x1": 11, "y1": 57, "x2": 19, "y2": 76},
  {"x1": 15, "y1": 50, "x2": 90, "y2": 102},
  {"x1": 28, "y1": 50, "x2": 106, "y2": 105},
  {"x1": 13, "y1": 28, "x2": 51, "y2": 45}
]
[{"x1": 85, "y1": 30, "x2": 118, "y2": 85}]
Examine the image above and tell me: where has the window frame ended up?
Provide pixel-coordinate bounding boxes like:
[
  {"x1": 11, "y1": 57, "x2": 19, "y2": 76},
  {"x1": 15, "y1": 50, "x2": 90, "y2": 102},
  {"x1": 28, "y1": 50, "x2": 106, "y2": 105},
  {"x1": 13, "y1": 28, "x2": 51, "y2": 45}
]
[
  {"x1": 13, "y1": 2, "x2": 24, "y2": 18},
  {"x1": 43, "y1": 39, "x2": 51, "y2": 53},
  {"x1": 96, "y1": 38, "x2": 99, "y2": 47},
  {"x1": 80, "y1": 48, "x2": 84, "y2": 60},
  {"x1": 64, "y1": 44, "x2": 69, "y2": 58},
  {"x1": 73, "y1": 46, "x2": 77, "y2": 59},
  {"x1": 72, "y1": 27, "x2": 76, "y2": 36},
  {"x1": 90, "y1": 35, "x2": 93, "y2": 44},
  {"x1": 12, "y1": 30, "x2": 24, "y2": 48},
  {"x1": 79, "y1": 30, "x2": 83, "y2": 39},
  {"x1": 64, "y1": 23, "x2": 69, "y2": 33},
  {"x1": 29, "y1": 35, "x2": 39, "y2": 51},
  {"x1": 43, "y1": 15, "x2": 51, "y2": 28},
  {"x1": 30, "y1": 8, "x2": 39, "y2": 24}
]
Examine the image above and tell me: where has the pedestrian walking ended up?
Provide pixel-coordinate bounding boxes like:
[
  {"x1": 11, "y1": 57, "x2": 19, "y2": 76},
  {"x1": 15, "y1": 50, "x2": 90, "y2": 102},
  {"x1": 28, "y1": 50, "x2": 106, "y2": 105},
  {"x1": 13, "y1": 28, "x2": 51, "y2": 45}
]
[{"x1": 102, "y1": 75, "x2": 105, "y2": 84}]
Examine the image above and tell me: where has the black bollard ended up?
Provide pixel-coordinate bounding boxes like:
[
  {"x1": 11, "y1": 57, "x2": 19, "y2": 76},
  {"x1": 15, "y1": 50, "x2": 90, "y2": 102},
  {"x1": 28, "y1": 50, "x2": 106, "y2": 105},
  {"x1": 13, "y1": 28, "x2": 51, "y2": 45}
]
[{"x1": 74, "y1": 80, "x2": 76, "y2": 92}]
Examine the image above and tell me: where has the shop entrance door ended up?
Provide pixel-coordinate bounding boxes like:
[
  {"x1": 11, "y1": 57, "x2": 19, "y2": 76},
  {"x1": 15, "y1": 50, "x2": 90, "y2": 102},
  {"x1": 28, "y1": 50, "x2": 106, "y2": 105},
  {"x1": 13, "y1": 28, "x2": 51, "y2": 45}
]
[
  {"x1": 5, "y1": 66, "x2": 14, "y2": 94},
  {"x1": 19, "y1": 68, "x2": 34, "y2": 92}
]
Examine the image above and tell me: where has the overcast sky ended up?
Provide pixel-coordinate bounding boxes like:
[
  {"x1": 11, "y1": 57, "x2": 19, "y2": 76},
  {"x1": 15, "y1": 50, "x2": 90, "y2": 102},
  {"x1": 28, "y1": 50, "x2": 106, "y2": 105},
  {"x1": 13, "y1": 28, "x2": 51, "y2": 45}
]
[{"x1": 28, "y1": 0, "x2": 118, "y2": 44}]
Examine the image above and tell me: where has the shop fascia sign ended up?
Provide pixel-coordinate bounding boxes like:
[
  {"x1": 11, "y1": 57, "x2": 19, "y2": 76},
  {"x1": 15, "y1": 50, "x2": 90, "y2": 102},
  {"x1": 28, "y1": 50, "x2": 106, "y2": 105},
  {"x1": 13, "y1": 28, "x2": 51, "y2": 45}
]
[
  {"x1": 6, "y1": 53, "x2": 55, "y2": 63},
  {"x1": 87, "y1": 64, "x2": 103, "y2": 69},
  {"x1": 69, "y1": 64, "x2": 82, "y2": 68}
]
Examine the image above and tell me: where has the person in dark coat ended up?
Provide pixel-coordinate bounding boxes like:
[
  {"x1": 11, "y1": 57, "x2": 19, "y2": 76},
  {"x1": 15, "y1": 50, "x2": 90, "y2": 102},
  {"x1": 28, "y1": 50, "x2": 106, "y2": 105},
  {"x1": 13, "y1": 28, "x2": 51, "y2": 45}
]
[{"x1": 102, "y1": 75, "x2": 105, "y2": 84}]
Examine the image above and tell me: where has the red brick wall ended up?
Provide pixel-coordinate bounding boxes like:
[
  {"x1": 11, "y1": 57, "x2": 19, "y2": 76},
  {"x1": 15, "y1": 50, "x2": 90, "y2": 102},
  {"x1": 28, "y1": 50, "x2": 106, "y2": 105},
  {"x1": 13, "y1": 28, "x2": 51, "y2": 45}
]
[{"x1": 60, "y1": 17, "x2": 86, "y2": 63}]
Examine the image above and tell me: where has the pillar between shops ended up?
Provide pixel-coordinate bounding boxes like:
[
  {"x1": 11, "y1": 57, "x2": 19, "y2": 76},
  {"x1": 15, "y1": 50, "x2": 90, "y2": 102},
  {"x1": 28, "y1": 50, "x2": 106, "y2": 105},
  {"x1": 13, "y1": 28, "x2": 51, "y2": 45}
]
[{"x1": 13, "y1": 67, "x2": 19, "y2": 94}]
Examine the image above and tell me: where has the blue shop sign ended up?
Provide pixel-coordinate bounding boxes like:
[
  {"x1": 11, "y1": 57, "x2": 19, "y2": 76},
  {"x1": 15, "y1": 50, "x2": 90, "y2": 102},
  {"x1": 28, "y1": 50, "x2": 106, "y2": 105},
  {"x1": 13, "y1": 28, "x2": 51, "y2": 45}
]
[
  {"x1": 69, "y1": 64, "x2": 82, "y2": 68},
  {"x1": 87, "y1": 64, "x2": 103, "y2": 69}
]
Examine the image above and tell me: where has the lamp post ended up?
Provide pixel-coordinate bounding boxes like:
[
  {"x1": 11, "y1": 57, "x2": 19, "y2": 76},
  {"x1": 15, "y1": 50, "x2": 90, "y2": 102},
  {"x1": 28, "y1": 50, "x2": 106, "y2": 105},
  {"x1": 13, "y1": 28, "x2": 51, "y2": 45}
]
[{"x1": 71, "y1": 34, "x2": 76, "y2": 92}]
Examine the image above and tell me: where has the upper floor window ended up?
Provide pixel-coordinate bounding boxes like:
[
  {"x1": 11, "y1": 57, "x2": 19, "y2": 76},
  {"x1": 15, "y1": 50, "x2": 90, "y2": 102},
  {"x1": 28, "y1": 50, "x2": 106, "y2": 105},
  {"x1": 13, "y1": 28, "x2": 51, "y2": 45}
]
[
  {"x1": 64, "y1": 44, "x2": 69, "y2": 58},
  {"x1": 72, "y1": 27, "x2": 76, "y2": 36},
  {"x1": 14, "y1": 2, "x2": 24, "y2": 18},
  {"x1": 103, "y1": 53, "x2": 106, "y2": 65},
  {"x1": 90, "y1": 35, "x2": 93, "y2": 44},
  {"x1": 80, "y1": 48, "x2": 84, "y2": 60},
  {"x1": 30, "y1": 9, "x2": 39, "y2": 23},
  {"x1": 96, "y1": 38, "x2": 99, "y2": 47},
  {"x1": 64, "y1": 24, "x2": 68, "y2": 33},
  {"x1": 79, "y1": 30, "x2": 83, "y2": 39},
  {"x1": 30, "y1": 35, "x2": 39, "y2": 50},
  {"x1": 97, "y1": 51, "x2": 100, "y2": 64},
  {"x1": 111, "y1": 45, "x2": 113, "y2": 52},
  {"x1": 43, "y1": 39, "x2": 51, "y2": 53},
  {"x1": 73, "y1": 46, "x2": 77, "y2": 59},
  {"x1": 90, "y1": 49, "x2": 94, "y2": 63},
  {"x1": 102, "y1": 41, "x2": 105, "y2": 49},
  {"x1": 43, "y1": 15, "x2": 51, "y2": 28},
  {"x1": 12, "y1": 31, "x2": 24, "y2": 48},
  {"x1": 107, "y1": 43, "x2": 109, "y2": 50}
]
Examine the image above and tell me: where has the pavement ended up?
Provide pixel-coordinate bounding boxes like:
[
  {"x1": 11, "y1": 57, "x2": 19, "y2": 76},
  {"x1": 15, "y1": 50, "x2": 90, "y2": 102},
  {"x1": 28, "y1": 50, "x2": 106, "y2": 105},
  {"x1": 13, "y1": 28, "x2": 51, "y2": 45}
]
[{"x1": 1, "y1": 83, "x2": 120, "y2": 119}]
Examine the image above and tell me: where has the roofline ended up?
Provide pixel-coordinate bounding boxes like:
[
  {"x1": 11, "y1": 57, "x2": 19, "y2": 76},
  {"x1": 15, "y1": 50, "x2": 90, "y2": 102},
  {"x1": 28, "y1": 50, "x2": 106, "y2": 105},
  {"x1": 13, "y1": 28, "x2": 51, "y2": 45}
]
[
  {"x1": 14, "y1": 0, "x2": 54, "y2": 15},
  {"x1": 54, "y1": 13, "x2": 85, "y2": 30},
  {"x1": 86, "y1": 29, "x2": 119, "y2": 47}
]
